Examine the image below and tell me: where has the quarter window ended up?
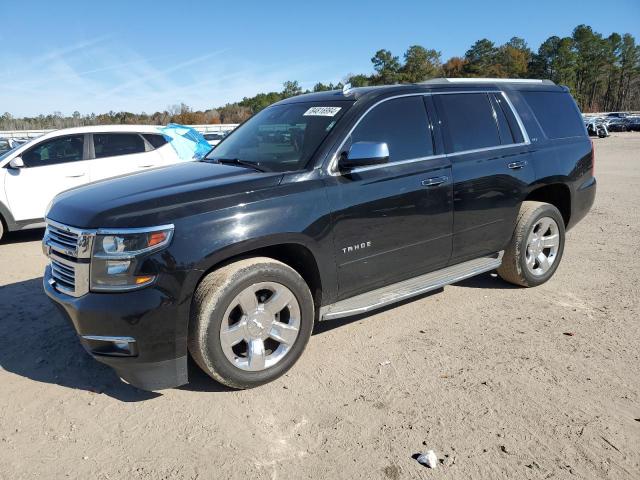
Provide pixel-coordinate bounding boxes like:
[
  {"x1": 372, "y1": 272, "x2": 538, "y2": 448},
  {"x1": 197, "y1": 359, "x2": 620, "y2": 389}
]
[
  {"x1": 520, "y1": 91, "x2": 585, "y2": 139},
  {"x1": 434, "y1": 93, "x2": 501, "y2": 153},
  {"x1": 347, "y1": 96, "x2": 434, "y2": 162},
  {"x1": 93, "y1": 133, "x2": 146, "y2": 159},
  {"x1": 143, "y1": 134, "x2": 169, "y2": 149},
  {"x1": 22, "y1": 135, "x2": 84, "y2": 167}
]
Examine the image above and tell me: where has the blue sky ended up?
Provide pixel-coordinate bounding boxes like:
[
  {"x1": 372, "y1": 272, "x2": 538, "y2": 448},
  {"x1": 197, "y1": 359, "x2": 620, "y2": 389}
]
[{"x1": 1, "y1": 0, "x2": 638, "y2": 116}]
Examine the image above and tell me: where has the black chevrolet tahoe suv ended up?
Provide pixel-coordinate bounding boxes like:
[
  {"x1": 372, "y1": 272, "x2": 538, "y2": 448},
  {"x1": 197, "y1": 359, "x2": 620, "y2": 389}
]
[{"x1": 43, "y1": 79, "x2": 596, "y2": 391}]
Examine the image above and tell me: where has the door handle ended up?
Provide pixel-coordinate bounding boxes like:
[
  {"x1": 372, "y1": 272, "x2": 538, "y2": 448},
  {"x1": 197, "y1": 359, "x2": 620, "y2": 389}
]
[
  {"x1": 421, "y1": 176, "x2": 448, "y2": 187},
  {"x1": 66, "y1": 172, "x2": 86, "y2": 178},
  {"x1": 508, "y1": 160, "x2": 527, "y2": 170}
]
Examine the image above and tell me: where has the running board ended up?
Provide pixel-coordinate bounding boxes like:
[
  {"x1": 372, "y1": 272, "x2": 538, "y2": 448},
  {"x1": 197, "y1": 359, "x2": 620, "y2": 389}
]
[{"x1": 319, "y1": 252, "x2": 503, "y2": 321}]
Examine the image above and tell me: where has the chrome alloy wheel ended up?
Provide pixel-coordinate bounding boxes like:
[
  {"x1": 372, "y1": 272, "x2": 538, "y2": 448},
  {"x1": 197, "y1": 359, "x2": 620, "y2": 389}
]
[
  {"x1": 219, "y1": 282, "x2": 301, "y2": 372},
  {"x1": 525, "y1": 216, "x2": 560, "y2": 276}
]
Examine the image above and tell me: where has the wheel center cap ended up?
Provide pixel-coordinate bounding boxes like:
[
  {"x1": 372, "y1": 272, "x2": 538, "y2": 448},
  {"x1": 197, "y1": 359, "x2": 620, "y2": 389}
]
[{"x1": 246, "y1": 311, "x2": 271, "y2": 338}]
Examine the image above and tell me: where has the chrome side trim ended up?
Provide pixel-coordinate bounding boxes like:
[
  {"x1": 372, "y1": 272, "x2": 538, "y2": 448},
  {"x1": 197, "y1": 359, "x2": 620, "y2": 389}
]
[
  {"x1": 347, "y1": 154, "x2": 448, "y2": 174},
  {"x1": 81, "y1": 335, "x2": 136, "y2": 343},
  {"x1": 326, "y1": 90, "x2": 530, "y2": 176},
  {"x1": 443, "y1": 78, "x2": 546, "y2": 84},
  {"x1": 319, "y1": 252, "x2": 503, "y2": 320}
]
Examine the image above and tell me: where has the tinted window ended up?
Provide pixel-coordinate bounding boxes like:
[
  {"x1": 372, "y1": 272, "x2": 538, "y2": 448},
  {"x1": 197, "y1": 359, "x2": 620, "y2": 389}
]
[
  {"x1": 94, "y1": 133, "x2": 145, "y2": 159},
  {"x1": 143, "y1": 134, "x2": 168, "y2": 149},
  {"x1": 521, "y1": 91, "x2": 585, "y2": 139},
  {"x1": 22, "y1": 135, "x2": 84, "y2": 167},
  {"x1": 489, "y1": 94, "x2": 515, "y2": 144},
  {"x1": 493, "y1": 94, "x2": 524, "y2": 143},
  {"x1": 347, "y1": 96, "x2": 433, "y2": 162},
  {"x1": 435, "y1": 93, "x2": 501, "y2": 153}
]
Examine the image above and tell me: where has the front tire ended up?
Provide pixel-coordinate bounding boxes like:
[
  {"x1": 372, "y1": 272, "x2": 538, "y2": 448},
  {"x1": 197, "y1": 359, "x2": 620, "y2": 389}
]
[
  {"x1": 497, "y1": 201, "x2": 565, "y2": 287},
  {"x1": 189, "y1": 257, "x2": 314, "y2": 389}
]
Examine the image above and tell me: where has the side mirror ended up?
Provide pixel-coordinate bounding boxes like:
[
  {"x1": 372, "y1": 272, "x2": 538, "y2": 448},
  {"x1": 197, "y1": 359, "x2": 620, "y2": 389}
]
[
  {"x1": 338, "y1": 142, "x2": 389, "y2": 171},
  {"x1": 9, "y1": 157, "x2": 25, "y2": 169}
]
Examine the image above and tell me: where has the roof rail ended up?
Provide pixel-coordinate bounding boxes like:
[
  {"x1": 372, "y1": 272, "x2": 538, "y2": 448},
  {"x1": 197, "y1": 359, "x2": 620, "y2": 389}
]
[{"x1": 419, "y1": 78, "x2": 555, "y2": 85}]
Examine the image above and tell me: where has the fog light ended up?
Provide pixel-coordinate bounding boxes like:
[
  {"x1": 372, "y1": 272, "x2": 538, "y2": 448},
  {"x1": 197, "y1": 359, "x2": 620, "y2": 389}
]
[{"x1": 81, "y1": 335, "x2": 137, "y2": 357}]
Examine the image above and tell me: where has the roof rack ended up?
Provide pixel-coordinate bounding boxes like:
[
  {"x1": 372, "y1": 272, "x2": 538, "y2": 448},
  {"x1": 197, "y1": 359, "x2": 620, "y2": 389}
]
[{"x1": 419, "y1": 78, "x2": 555, "y2": 85}]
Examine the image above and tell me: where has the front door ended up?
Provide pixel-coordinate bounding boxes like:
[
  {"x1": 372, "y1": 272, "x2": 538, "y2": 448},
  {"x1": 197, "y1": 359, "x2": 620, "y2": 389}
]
[
  {"x1": 4, "y1": 134, "x2": 90, "y2": 222},
  {"x1": 324, "y1": 95, "x2": 453, "y2": 300}
]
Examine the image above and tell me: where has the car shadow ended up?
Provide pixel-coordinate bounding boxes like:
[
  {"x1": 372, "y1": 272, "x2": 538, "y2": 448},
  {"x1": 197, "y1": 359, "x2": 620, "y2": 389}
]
[
  {"x1": 0, "y1": 276, "x2": 237, "y2": 400},
  {"x1": 0, "y1": 277, "x2": 161, "y2": 401},
  {"x1": 452, "y1": 271, "x2": 520, "y2": 289},
  {"x1": 1, "y1": 228, "x2": 46, "y2": 244}
]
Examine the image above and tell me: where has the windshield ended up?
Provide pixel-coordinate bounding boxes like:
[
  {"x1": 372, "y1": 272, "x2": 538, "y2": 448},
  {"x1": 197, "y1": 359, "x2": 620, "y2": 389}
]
[{"x1": 205, "y1": 101, "x2": 352, "y2": 172}]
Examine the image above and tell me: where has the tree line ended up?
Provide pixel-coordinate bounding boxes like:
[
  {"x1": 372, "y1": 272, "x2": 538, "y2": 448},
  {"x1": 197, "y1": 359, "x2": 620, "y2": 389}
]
[{"x1": 1, "y1": 24, "x2": 638, "y2": 131}]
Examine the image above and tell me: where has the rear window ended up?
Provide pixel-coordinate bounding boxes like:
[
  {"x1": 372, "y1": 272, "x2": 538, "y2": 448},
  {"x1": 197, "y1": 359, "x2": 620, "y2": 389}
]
[{"x1": 521, "y1": 91, "x2": 585, "y2": 139}]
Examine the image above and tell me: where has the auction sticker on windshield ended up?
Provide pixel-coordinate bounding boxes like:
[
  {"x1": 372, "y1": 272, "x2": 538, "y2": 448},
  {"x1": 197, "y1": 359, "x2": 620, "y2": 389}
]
[{"x1": 303, "y1": 106, "x2": 342, "y2": 116}]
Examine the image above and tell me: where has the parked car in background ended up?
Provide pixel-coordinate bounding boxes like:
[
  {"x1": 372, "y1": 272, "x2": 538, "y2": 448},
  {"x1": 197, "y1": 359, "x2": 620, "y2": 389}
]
[
  {"x1": 606, "y1": 112, "x2": 629, "y2": 118},
  {"x1": 43, "y1": 79, "x2": 595, "y2": 391},
  {"x1": 0, "y1": 125, "x2": 193, "y2": 241},
  {"x1": 0, "y1": 137, "x2": 28, "y2": 155},
  {"x1": 203, "y1": 132, "x2": 226, "y2": 147},
  {"x1": 585, "y1": 117, "x2": 609, "y2": 137},
  {"x1": 605, "y1": 117, "x2": 630, "y2": 132},
  {"x1": 627, "y1": 117, "x2": 640, "y2": 132}
]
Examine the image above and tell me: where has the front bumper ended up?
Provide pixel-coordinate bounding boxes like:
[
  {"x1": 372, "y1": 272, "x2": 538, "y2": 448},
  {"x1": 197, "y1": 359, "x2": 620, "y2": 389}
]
[{"x1": 44, "y1": 266, "x2": 188, "y2": 390}]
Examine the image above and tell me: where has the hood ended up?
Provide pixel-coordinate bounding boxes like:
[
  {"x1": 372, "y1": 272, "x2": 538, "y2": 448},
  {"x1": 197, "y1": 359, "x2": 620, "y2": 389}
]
[{"x1": 47, "y1": 161, "x2": 283, "y2": 228}]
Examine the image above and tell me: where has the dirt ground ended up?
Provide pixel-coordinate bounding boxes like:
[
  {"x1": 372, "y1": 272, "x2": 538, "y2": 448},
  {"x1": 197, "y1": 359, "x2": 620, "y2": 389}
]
[{"x1": 1, "y1": 133, "x2": 639, "y2": 480}]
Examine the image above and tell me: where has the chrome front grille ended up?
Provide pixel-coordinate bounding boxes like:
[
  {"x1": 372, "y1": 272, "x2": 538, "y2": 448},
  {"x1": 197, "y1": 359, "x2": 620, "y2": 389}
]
[
  {"x1": 47, "y1": 222, "x2": 80, "y2": 253},
  {"x1": 43, "y1": 220, "x2": 95, "y2": 297},
  {"x1": 50, "y1": 256, "x2": 76, "y2": 295}
]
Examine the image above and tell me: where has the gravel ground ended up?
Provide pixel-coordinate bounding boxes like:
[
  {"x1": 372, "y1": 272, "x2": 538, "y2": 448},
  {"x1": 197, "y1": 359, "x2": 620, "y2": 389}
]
[{"x1": 1, "y1": 133, "x2": 639, "y2": 480}]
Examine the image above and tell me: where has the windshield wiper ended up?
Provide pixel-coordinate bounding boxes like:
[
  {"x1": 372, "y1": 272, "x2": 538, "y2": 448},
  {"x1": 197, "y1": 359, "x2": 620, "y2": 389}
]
[{"x1": 212, "y1": 158, "x2": 266, "y2": 172}]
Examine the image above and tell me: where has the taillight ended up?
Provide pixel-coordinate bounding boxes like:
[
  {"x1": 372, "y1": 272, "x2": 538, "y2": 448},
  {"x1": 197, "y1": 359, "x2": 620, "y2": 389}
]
[{"x1": 590, "y1": 139, "x2": 595, "y2": 175}]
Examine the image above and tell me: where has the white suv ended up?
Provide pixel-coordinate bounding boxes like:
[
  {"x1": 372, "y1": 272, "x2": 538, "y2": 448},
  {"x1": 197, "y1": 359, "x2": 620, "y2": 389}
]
[{"x1": 0, "y1": 125, "x2": 190, "y2": 241}]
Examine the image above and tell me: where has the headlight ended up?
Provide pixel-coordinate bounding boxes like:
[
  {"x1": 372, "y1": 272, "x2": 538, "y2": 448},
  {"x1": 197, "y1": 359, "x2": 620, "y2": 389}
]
[{"x1": 90, "y1": 225, "x2": 174, "y2": 291}]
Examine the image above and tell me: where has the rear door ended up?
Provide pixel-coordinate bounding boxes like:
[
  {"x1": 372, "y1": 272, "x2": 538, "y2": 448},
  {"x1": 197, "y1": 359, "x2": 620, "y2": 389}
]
[
  {"x1": 432, "y1": 91, "x2": 534, "y2": 263},
  {"x1": 325, "y1": 95, "x2": 453, "y2": 299},
  {"x1": 4, "y1": 134, "x2": 90, "y2": 221},
  {"x1": 88, "y1": 132, "x2": 160, "y2": 182}
]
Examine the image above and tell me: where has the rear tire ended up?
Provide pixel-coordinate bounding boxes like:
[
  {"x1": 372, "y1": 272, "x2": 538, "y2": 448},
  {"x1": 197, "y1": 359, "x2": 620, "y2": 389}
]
[
  {"x1": 189, "y1": 257, "x2": 314, "y2": 389},
  {"x1": 497, "y1": 201, "x2": 565, "y2": 287},
  {"x1": 0, "y1": 217, "x2": 4, "y2": 243}
]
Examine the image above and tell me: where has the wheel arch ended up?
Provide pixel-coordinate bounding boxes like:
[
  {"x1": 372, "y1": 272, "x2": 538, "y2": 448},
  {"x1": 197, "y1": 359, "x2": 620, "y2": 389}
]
[
  {"x1": 190, "y1": 235, "x2": 327, "y2": 315},
  {"x1": 525, "y1": 183, "x2": 571, "y2": 228}
]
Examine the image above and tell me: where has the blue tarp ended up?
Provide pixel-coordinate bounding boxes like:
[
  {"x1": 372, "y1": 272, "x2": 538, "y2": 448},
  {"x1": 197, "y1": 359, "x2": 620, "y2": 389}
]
[{"x1": 158, "y1": 123, "x2": 212, "y2": 161}]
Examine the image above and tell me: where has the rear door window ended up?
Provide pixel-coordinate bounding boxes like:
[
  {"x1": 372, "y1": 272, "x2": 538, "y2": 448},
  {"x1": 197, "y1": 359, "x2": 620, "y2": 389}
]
[
  {"x1": 520, "y1": 91, "x2": 585, "y2": 139},
  {"x1": 93, "y1": 133, "x2": 146, "y2": 159},
  {"x1": 348, "y1": 96, "x2": 434, "y2": 162},
  {"x1": 22, "y1": 135, "x2": 85, "y2": 167},
  {"x1": 434, "y1": 93, "x2": 501, "y2": 153}
]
